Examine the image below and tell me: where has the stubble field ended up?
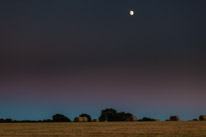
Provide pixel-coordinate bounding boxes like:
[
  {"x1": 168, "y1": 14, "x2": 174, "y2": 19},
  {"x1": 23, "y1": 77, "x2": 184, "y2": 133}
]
[{"x1": 0, "y1": 122, "x2": 206, "y2": 137}]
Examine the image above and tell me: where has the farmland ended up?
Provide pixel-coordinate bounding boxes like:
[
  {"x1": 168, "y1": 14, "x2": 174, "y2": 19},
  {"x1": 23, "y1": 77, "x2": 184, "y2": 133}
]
[{"x1": 0, "y1": 122, "x2": 206, "y2": 137}]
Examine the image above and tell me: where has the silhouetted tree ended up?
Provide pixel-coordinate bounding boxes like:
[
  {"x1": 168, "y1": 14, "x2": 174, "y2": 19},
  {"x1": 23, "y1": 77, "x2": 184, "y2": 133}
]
[
  {"x1": 99, "y1": 108, "x2": 118, "y2": 122},
  {"x1": 4, "y1": 118, "x2": 13, "y2": 122},
  {"x1": 0, "y1": 118, "x2": 4, "y2": 122},
  {"x1": 79, "y1": 114, "x2": 92, "y2": 122},
  {"x1": 99, "y1": 108, "x2": 134, "y2": 122},
  {"x1": 139, "y1": 117, "x2": 155, "y2": 121},
  {"x1": 116, "y1": 112, "x2": 133, "y2": 121},
  {"x1": 52, "y1": 114, "x2": 71, "y2": 122}
]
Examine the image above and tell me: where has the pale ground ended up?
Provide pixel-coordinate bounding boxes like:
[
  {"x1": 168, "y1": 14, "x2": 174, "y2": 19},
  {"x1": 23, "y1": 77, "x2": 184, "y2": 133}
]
[{"x1": 0, "y1": 122, "x2": 206, "y2": 137}]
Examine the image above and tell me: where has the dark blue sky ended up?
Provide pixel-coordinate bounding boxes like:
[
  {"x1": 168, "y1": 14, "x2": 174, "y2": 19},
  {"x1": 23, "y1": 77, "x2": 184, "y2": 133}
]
[{"x1": 0, "y1": 0, "x2": 206, "y2": 120}]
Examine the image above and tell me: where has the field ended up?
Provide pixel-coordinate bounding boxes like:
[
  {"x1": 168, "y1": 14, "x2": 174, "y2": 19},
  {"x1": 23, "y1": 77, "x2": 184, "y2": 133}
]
[{"x1": 0, "y1": 122, "x2": 206, "y2": 137}]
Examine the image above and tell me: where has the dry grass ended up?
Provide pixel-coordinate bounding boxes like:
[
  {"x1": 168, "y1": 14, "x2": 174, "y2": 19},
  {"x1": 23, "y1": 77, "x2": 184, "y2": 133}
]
[{"x1": 0, "y1": 122, "x2": 206, "y2": 137}]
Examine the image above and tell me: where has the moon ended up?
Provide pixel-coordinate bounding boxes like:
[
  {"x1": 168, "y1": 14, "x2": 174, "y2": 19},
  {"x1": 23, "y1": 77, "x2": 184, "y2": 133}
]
[{"x1": 130, "y1": 10, "x2": 134, "y2": 16}]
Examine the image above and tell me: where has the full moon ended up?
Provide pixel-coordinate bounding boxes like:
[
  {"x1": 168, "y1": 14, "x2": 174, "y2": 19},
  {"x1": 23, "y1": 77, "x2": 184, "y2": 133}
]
[{"x1": 130, "y1": 10, "x2": 134, "y2": 16}]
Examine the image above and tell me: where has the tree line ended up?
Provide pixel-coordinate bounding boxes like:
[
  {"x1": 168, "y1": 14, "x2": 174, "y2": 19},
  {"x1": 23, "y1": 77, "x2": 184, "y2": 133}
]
[{"x1": 0, "y1": 108, "x2": 158, "y2": 123}]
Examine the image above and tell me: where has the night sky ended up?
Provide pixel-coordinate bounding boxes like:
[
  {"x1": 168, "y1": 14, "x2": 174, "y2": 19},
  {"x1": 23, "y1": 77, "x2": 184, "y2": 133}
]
[{"x1": 0, "y1": 0, "x2": 206, "y2": 121}]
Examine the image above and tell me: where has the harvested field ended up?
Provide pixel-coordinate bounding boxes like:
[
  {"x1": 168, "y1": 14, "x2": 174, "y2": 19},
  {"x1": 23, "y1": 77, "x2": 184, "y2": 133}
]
[{"x1": 0, "y1": 122, "x2": 206, "y2": 137}]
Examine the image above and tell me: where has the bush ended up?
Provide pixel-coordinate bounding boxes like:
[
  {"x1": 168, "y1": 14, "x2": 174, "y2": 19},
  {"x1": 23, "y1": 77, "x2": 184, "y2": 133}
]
[{"x1": 138, "y1": 117, "x2": 155, "y2": 121}]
